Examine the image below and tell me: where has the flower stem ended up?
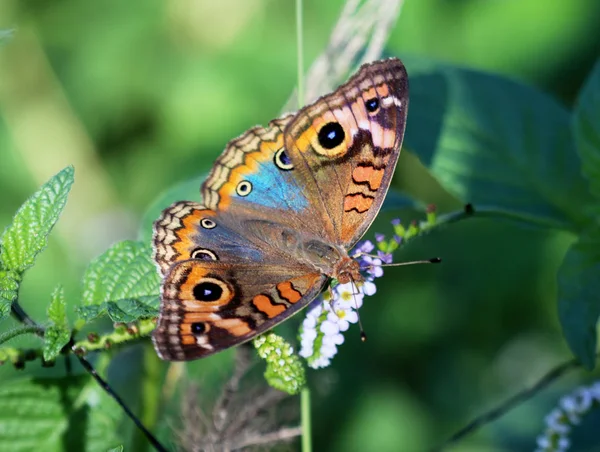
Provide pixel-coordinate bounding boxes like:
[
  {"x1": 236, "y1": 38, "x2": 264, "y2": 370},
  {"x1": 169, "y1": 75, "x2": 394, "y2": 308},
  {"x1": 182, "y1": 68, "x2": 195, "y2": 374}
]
[{"x1": 301, "y1": 387, "x2": 312, "y2": 452}]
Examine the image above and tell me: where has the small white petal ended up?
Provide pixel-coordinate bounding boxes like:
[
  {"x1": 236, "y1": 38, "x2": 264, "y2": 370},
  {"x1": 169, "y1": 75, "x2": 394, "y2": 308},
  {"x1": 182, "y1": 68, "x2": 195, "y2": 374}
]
[
  {"x1": 363, "y1": 281, "x2": 377, "y2": 296},
  {"x1": 536, "y1": 435, "x2": 550, "y2": 448},
  {"x1": 321, "y1": 344, "x2": 338, "y2": 358},
  {"x1": 321, "y1": 320, "x2": 340, "y2": 335},
  {"x1": 344, "y1": 310, "x2": 358, "y2": 324},
  {"x1": 301, "y1": 328, "x2": 317, "y2": 341},
  {"x1": 338, "y1": 319, "x2": 350, "y2": 332}
]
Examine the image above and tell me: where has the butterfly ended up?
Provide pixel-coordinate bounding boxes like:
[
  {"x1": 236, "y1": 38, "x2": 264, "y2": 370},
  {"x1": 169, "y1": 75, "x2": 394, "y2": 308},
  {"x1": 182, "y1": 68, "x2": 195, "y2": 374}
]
[{"x1": 152, "y1": 58, "x2": 409, "y2": 361}]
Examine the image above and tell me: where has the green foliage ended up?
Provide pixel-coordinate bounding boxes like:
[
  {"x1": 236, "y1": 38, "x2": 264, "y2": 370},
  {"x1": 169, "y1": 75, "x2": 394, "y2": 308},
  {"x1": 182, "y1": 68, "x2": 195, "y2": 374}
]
[
  {"x1": 78, "y1": 240, "x2": 160, "y2": 322},
  {"x1": 43, "y1": 286, "x2": 70, "y2": 361},
  {"x1": 0, "y1": 166, "x2": 74, "y2": 320},
  {"x1": 0, "y1": 377, "x2": 122, "y2": 451},
  {"x1": 0, "y1": 166, "x2": 74, "y2": 273},
  {"x1": 406, "y1": 61, "x2": 593, "y2": 230},
  {"x1": 406, "y1": 57, "x2": 600, "y2": 370},
  {"x1": 554, "y1": 57, "x2": 600, "y2": 369},
  {"x1": 2, "y1": 3, "x2": 600, "y2": 450},
  {"x1": 574, "y1": 58, "x2": 600, "y2": 204},
  {"x1": 0, "y1": 269, "x2": 19, "y2": 318},
  {"x1": 78, "y1": 295, "x2": 159, "y2": 323}
]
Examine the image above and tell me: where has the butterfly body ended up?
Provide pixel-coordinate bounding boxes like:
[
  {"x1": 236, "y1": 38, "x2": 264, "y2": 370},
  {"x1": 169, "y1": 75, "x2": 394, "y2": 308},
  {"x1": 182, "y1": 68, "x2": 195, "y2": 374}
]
[{"x1": 152, "y1": 58, "x2": 408, "y2": 361}]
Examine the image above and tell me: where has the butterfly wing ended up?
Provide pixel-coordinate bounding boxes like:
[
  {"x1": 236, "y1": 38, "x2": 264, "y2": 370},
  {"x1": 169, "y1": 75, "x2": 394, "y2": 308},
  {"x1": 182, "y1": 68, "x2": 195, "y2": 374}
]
[
  {"x1": 284, "y1": 58, "x2": 409, "y2": 247},
  {"x1": 200, "y1": 116, "x2": 337, "y2": 241},
  {"x1": 152, "y1": 259, "x2": 327, "y2": 360}
]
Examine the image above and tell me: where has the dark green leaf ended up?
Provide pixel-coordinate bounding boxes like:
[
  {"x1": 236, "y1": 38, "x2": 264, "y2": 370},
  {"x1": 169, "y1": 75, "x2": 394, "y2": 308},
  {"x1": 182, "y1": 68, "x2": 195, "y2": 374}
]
[
  {"x1": 43, "y1": 286, "x2": 71, "y2": 361},
  {"x1": 381, "y1": 189, "x2": 420, "y2": 211},
  {"x1": 77, "y1": 295, "x2": 159, "y2": 323},
  {"x1": 0, "y1": 269, "x2": 19, "y2": 319},
  {"x1": 0, "y1": 376, "x2": 121, "y2": 451},
  {"x1": 404, "y1": 60, "x2": 593, "y2": 231},
  {"x1": 0, "y1": 166, "x2": 74, "y2": 273},
  {"x1": 557, "y1": 229, "x2": 600, "y2": 369},
  {"x1": 573, "y1": 57, "x2": 600, "y2": 204},
  {"x1": 81, "y1": 240, "x2": 160, "y2": 307}
]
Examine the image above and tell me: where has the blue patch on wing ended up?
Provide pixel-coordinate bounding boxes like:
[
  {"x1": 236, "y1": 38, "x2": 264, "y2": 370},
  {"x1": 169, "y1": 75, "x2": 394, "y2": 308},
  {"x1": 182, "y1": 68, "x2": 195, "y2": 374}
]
[{"x1": 233, "y1": 159, "x2": 309, "y2": 212}]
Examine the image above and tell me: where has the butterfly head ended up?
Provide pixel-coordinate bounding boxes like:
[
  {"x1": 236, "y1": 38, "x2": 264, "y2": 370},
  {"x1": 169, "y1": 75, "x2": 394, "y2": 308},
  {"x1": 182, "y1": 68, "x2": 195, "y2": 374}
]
[{"x1": 333, "y1": 256, "x2": 362, "y2": 285}]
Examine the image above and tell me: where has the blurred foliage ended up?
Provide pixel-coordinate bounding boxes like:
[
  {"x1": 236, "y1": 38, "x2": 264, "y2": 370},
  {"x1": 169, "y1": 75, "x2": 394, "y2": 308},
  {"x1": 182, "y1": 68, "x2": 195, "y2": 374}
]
[{"x1": 2, "y1": 0, "x2": 600, "y2": 451}]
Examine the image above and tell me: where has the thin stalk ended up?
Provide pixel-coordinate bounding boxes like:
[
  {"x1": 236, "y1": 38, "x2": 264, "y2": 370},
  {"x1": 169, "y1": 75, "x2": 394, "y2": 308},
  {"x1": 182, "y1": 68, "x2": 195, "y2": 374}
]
[
  {"x1": 301, "y1": 387, "x2": 312, "y2": 452},
  {"x1": 0, "y1": 325, "x2": 45, "y2": 344}
]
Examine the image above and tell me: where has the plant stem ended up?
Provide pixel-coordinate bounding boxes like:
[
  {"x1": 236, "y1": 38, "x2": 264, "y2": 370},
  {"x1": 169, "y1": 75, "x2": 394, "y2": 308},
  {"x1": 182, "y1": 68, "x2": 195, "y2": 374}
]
[
  {"x1": 0, "y1": 325, "x2": 44, "y2": 344},
  {"x1": 11, "y1": 302, "x2": 39, "y2": 329},
  {"x1": 432, "y1": 353, "x2": 599, "y2": 451},
  {"x1": 296, "y1": 0, "x2": 304, "y2": 108},
  {"x1": 301, "y1": 387, "x2": 312, "y2": 452}
]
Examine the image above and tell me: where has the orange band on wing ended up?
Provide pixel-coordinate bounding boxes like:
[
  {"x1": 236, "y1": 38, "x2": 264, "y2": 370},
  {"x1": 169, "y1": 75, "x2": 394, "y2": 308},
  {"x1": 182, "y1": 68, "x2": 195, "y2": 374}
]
[
  {"x1": 344, "y1": 193, "x2": 374, "y2": 213},
  {"x1": 352, "y1": 165, "x2": 384, "y2": 191},
  {"x1": 276, "y1": 281, "x2": 302, "y2": 304},
  {"x1": 253, "y1": 294, "x2": 286, "y2": 318}
]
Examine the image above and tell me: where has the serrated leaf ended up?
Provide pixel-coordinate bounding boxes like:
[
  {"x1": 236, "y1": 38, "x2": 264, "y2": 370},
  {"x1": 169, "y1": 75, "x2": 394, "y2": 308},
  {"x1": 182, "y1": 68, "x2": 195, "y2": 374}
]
[
  {"x1": 43, "y1": 286, "x2": 71, "y2": 361},
  {"x1": 573, "y1": 57, "x2": 600, "y2": 204},
  {"x1": 404, "y1": 59, "x2": 593, "y2": 231},
  {"x1": 0, "y1": 269, "x2": 19, "y2": 319},
  {"x1": 0, "y1": 166, "x2": 74, "y2": 273},
  {"x1": 71, "y1": 382, "x2": 122, "y2": 452},
  {"x1": 43, "y1": 326, "x2": 71, "y2": 362},
  {"x1": 0, "y1": 376, "x2": 83, "y2": 451},
  {"x1": 77, "y1": 295, "x2": 159, "y2": 323},
  {"x1": 47, "y1": 285, "x2": 68, "y2": 327},
  {"x1": 557, "y1": 230, "x2": 600, "y2": 369},
  {"x1": 81, "y1": 240, "x2": 160, "y2": 308},
  {"x1": 0, "y1": 376, "x2": 122, "y2": 451}
]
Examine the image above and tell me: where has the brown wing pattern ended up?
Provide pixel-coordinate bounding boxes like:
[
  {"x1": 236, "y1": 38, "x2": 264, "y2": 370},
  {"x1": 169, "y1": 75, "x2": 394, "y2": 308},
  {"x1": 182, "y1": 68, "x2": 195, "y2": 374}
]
[
  {"x1": 152, "y1": 259, "x2": 327, "y2": 360},
  {"x1": 284, "y1": 58, "x2": 409, "y2": 247}
]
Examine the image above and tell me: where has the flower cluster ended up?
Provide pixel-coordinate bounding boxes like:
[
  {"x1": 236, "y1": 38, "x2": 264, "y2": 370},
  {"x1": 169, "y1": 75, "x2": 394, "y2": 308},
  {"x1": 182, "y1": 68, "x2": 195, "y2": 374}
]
[
  {"x1": 299, "y1": 211, "x2": 437, "y2": 369},
  {"x1": 536, "y1": 381, "x2": 600, "y2": 451}
]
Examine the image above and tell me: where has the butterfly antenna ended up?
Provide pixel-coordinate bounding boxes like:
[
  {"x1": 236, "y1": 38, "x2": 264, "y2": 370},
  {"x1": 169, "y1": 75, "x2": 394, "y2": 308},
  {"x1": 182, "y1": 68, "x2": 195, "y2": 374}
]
[
  {"x1": 349, "y1": 276, "x2": 367, "y2": 342},
  {"x1": 380, "y1": 257, "x2": 441, "y2": 267}
]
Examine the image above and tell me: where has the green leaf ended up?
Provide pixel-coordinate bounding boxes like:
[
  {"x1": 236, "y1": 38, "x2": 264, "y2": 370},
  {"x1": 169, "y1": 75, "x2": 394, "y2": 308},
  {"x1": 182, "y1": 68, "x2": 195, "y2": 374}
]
[
  {"x1": 47, "y1": 285, "x2": 68, "y2": 327},
  {"x1": 108, "y1": 447, "x2": 124, "y2": 452},
  {"x1": 43, "y1": 286, "x2": 71, "y2": 361},
  {"x1": 0, "y1": 165, "x2": 74, "y2": 273},
  {"x1": 573, "y1": 57, "x2": 600, "y2": 204},
  {"x1": 0, "y1": 269, "x2": 19, "y2": 319},
  {"x1": 557, "y1": 229, "x2": 600, "y2": 369},
  {"x1": 77, "y1": 295, "x2": 159, "y2": 323},
  {"x1": 81, "y1": 240, "x2": 160, "y2": 307},
  {"x1": 0, "y1": 376, "x2": 121, "y2": 451},
  {"x1": 0, "y1": 377, "x2": 72, "y2": 451},
  {"x1": 404, "y1": 59, "x2": 593, "y2": 231},
  {"x1": 381, "y1": 189, "x2": 420, "y2": 211}
]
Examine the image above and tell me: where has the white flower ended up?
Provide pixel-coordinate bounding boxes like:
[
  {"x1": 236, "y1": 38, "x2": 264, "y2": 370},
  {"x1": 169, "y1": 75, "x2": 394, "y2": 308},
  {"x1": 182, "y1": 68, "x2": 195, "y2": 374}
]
[{"x1": 362, "y1": 280, "x2": 377, "y2": 296}]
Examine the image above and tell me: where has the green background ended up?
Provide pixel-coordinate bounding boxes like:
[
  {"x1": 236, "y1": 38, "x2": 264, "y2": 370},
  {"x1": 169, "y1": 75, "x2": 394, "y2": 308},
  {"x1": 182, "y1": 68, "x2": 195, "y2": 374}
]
[{"x1": 1, "y1": 0, "x2": 600, "y2": 450}]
